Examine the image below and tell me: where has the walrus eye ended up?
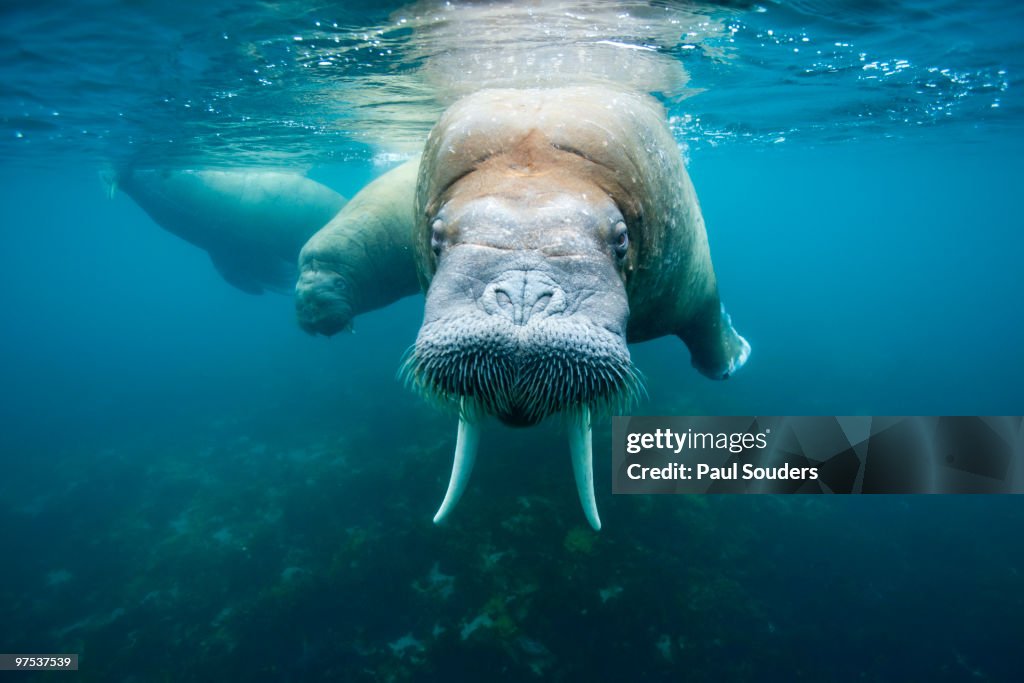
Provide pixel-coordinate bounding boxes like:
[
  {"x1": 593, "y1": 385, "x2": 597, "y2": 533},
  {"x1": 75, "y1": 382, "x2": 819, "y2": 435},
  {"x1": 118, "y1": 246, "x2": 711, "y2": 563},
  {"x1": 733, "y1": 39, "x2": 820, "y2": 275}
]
[
  {"x1": 612, "y1": 221, "x2": 629, "y2": 259},
  {"x1": 431, "y1": 218, "x2": 445, "y2": 256}
]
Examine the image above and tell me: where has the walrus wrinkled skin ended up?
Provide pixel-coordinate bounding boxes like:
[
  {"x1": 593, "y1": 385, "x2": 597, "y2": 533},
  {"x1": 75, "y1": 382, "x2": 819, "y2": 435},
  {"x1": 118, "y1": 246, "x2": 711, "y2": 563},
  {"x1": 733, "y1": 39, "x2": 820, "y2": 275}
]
[
  {"x1": 296, "y1": 85, "x2": 749, "y2": 529},
  {"x1": 118, "y1": 169, "x2": 346, "y2": 294}
]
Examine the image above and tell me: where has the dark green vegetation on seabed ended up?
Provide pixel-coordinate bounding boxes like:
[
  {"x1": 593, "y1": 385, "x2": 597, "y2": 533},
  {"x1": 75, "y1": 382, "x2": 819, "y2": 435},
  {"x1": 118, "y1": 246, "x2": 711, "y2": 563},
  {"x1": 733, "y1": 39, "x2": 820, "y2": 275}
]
[{"x1": 2, "y1": 378, "x2": 1022, "y2": 682}]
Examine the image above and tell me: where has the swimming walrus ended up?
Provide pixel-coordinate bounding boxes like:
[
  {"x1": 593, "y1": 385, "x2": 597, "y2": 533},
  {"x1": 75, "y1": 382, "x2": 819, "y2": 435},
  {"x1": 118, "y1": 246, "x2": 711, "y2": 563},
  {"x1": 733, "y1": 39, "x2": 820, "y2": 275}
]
[
  {"x1": 296, "y1": 85, "x2": 749, "y2": 530},
  {"x1": 117, "y1": 169, "x2": 346, "y2": 294},
  {"x1": 296, "y1": 161, "x2": 422, "y2": 334}
]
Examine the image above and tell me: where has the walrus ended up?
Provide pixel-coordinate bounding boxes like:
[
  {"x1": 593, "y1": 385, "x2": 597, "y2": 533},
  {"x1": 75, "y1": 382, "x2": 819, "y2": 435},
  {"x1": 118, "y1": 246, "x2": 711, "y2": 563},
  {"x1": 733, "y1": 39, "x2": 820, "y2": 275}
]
[
  {"x1": 296, "y1": 161, "x2": 422, "y2": 334},
  {"x1": 296, "y1": 85, "x2": 749, "y2": 530},
  {"x1": 116, "y1": 169, "x2": 346, "y2": 294}
]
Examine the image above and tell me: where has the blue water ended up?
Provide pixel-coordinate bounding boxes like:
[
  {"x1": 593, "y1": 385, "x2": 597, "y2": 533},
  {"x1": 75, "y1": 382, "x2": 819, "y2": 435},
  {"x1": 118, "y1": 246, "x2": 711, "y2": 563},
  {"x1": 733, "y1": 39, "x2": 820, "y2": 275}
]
[{"x1": 1, "y1": 1, "x2": 1023, "y2": 681}]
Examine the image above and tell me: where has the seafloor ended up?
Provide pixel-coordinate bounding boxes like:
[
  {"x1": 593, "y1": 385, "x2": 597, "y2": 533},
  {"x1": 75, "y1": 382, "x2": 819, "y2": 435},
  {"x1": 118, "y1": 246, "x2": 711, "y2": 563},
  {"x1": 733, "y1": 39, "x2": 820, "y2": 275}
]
[{"x1": 2, "y1": 381, "x2": 1019, "y2": 682}]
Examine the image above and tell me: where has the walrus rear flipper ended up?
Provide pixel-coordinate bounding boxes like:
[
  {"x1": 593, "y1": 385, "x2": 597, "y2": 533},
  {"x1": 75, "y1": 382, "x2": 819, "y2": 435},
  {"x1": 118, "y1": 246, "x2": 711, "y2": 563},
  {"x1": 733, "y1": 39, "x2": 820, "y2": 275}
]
[{"x1": 679, "y1": 300, "x2": 751, "y2": 380}]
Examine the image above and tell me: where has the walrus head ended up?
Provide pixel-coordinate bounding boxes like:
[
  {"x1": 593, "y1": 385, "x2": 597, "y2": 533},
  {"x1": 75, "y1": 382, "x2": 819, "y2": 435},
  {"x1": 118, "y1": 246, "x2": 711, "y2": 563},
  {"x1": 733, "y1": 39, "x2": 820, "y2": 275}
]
[{"x1": 403, "y1": 136, "x2": 647, "y2": 530}]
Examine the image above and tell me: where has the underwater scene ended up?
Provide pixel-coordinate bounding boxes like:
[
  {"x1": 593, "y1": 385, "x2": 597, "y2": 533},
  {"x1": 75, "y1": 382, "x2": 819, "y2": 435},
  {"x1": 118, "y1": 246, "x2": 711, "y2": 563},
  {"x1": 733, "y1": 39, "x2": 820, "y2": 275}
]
[{"x1": 1, "y1": 1, "x2": 1022, "y2": 680}]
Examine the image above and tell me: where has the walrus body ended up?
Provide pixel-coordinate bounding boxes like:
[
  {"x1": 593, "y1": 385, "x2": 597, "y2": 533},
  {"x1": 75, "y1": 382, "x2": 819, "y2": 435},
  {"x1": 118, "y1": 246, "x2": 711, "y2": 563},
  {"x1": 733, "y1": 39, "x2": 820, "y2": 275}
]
[
  {"x1": 296, "y1": 85, "x2": 749, "y2": 529},
  {"x1": 118, "y1": 169, "x2": 346, "y2": 294}
]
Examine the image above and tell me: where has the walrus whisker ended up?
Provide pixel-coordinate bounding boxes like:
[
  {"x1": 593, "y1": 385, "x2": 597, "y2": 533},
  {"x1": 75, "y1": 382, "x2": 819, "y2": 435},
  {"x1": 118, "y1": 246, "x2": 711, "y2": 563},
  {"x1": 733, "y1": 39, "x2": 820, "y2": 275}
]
[
  {"x1": 396, "y1": 344, "x2": 419, "y2": 388},
  {"x1": 413, "y1": 331, "x2": 644, "y2": 423}
]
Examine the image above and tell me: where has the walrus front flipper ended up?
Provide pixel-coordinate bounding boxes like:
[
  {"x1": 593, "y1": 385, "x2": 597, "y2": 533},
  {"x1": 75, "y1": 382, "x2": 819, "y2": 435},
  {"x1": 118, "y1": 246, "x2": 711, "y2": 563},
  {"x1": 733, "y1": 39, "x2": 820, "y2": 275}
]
[
  {"x1": 679, "y1": 300, "x2": 751, "y2": 380},
  {"x1": 210, "y1": 249, "x2": 296, "y2": 296},
  {"x1": 296, "y1": 159, "x2": 423, "y2": 335},
  {"x1": 210, "y1": 252, "x2": 265, "y2": 295}
]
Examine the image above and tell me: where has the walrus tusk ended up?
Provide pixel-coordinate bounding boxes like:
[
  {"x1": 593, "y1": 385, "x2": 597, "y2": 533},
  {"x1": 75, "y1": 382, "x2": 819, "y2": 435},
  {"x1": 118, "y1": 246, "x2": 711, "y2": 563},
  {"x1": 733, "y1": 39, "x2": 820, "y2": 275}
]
[
  {"x1": 569, "y1": 406, "x2": 601, "y2": 531},
  {"x1": 433, "y1": 408, "x2": 481, "y2": 525}
]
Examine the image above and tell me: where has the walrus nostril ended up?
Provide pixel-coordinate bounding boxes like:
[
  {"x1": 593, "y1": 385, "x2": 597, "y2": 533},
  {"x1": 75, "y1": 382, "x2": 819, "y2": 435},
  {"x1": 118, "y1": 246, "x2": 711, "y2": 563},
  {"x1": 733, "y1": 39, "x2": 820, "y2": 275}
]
[
  {"x1": 495, "y1": 288, "x2": 514, "y2": 311},
  {"x1": 531, "y1": 292, "x2": 554, "y2": 317},
  {"x1": 482, "y1": 283, "x2": 518, "y2": 322},
  {"x1": 483, "y1": 273, "x2": 564, "y2": 324}
]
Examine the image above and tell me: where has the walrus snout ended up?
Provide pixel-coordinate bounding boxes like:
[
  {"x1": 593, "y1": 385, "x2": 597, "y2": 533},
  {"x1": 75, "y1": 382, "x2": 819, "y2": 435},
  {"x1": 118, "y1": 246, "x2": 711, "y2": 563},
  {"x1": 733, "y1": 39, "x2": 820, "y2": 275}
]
[
  {"x1": 294, "y1": 265, "x2": 354, "y2": 336},
  {"x1": 407, "y1": 184, "x2": 639, "y2": 427},
  {"x1": 407, "y1": 315, "x2": 639, "y2": 428},
  {"x1": 407, "y1": 258, "x2": 640, "y2": 427},
  {"x1": 481, "y1": 271, "x2": 566, "y2": 325}
]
